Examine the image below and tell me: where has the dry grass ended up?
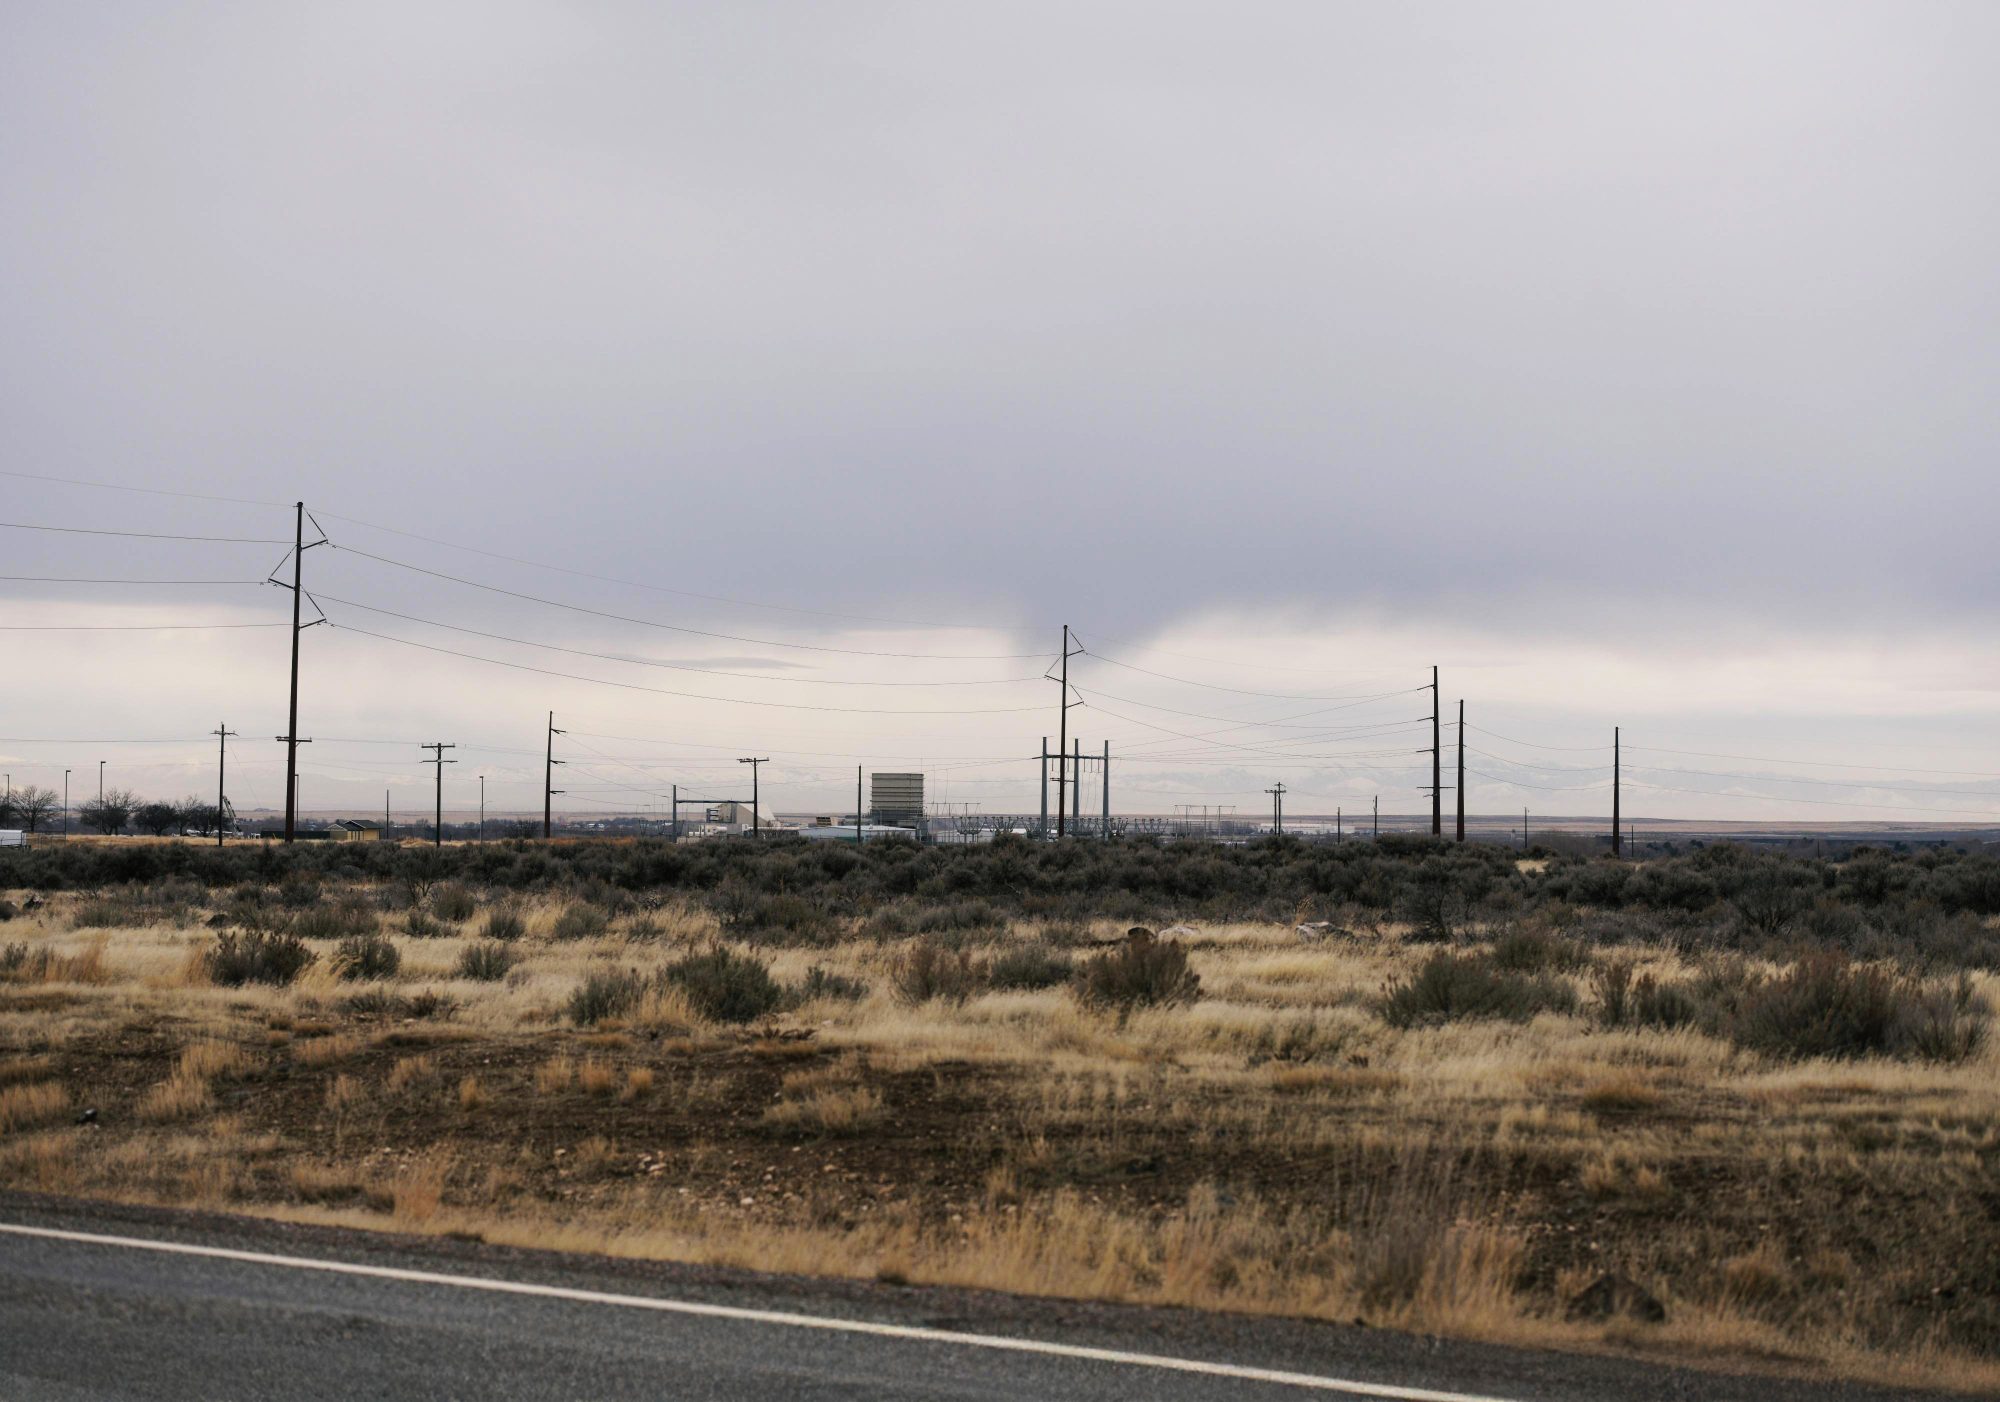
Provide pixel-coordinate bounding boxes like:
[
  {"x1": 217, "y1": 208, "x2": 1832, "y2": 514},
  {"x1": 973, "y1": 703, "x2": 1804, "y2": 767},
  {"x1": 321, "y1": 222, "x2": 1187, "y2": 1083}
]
[
  {"x1": 294, "y1": 1034, "x2": 362, "y2": 1068},
  {"x1": 0, "y1": 1080, "x2": 69, "y2": 1133},
  {"x1": 4, "y1": 887, "x2": 1998, "y2": 1394}
]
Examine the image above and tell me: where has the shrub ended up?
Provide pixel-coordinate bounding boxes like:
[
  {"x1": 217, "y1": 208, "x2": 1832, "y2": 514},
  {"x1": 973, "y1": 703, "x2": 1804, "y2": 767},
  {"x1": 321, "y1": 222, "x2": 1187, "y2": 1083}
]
[
  {"x1": 403, "y1": 911, "x2": 449, "y2": 940},
  {"x1": 551, "y1": 903, "x2": 610, "y2": 941},
  {"x1": 1490, "y1": 927, "x2": 1588, "y2": 974},
  {"x1": 1729, "y1": 953, "x2": 1892, "y2": 1059},
  {"x1": 1889, "y1": 976, "x2": 1991, "y2": 1064},
  {"x1": 988, "y1": 944, "x2": 1074, "y2": 991},
  {"x1": 662, "y1": 947, "x2": 784, "y2": 1023},
  {"x1": 293, "y1": 898, "x2": 379, "y2": 942},
  {"x1": 1074, "y1": 930, "x2": 1200, "y2": 1012},
  {"x1": 1728, "y1": 956, "x2": 1991, "y2": 1063},
  {"x1": 333, "y1": 932, "x2": 401, "y2": 982},
  {"x1": 482, "y1": 908, "x2": 526, "y2": 942},
  {"x1": 1380, "y1": 952, "x2": 1576, "y2": 1028},
  {"x1": 456, "y1": 941, "x2": 515, "y2": 982},
  {"x1": 431, "y1": 883, "x2": 477, "y2": 922},
  {"x1": 891, "y1": 937, "x2": 987, "y2": 1006},
  {"x1": 568, "y1": 969, "x2": 645, "y2": 1026},
  {"x1": 207, "y1": 929, "x2": 315, "y2": 987},
  {"x1": 792, "y1": 964, "x2": 868, "y2": 1003}
]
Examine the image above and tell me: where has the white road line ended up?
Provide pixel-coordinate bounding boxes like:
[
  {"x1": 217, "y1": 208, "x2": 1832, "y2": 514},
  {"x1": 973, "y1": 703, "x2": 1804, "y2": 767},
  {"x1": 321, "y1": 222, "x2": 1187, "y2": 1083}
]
[{"x1": 0, "y1": 1220, "x2": 1518, "y2": 1402}]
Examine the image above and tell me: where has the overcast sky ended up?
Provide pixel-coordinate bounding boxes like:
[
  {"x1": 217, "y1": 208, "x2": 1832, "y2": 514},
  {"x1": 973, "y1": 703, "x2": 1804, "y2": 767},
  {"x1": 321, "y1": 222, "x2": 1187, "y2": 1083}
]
[{"x1": 4, "y1": 3, "x2": 1998, "y2": 826}]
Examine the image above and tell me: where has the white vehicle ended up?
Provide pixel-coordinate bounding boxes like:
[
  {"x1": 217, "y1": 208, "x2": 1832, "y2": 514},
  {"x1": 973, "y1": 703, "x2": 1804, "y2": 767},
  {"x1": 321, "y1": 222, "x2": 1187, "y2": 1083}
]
[{"x1": 0, "y1": 830, "x2": 25, "y2": 847}]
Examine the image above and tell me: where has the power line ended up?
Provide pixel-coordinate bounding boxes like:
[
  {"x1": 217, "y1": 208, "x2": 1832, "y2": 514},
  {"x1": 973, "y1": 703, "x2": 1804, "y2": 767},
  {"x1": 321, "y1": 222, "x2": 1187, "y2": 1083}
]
[
  {"x1": 0, "y1": 521, "x2": 288, "y2": 544},
  {"x1": 0, "y1": 467, "x2": 287, "y2": 508},
  {"x1": 1624, "y1": 779, "x2": 2000, "y2": 820},
  {"x1": 331, "y1": 545, "x2": 1051, "y2": 660},
  {"x1": 310, "y1": 593, "x2": 1046, "y2": 687},
  {"x1": 0, "y1": 622, "x2": 282, "y2": 632},
  {"x1": 328, "y1": 622, "x2": 1049, "y2": 714},
  {"x1": 1076, "y1": 650, "x2": 1427, "y2": 702},
  {"x1": 0, "y1": 576, "x2": 263, "y2": 585},
  {"x1": 315, "y1": 508, "x2": 1039, "y2": 635}
]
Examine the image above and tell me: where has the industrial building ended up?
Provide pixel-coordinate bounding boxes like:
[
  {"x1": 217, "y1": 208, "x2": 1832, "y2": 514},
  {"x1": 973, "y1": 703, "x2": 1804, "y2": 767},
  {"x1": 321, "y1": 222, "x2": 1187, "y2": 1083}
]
[{"x1": 869, "y1": 772, "x2": 923, "y2": 824}]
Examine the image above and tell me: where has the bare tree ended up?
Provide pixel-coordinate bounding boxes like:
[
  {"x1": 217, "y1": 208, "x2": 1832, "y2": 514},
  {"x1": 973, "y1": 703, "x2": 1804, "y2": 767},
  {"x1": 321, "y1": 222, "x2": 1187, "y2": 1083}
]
[
  {"x1": 78, "y1": 787, "x2": 136, "y2": 836},
  {"x1": 134, "y1": 801, "x2": 181, "y2": 837},
  {"x1": 10, "y1": 786, "x2": 59, "y2": 834}
]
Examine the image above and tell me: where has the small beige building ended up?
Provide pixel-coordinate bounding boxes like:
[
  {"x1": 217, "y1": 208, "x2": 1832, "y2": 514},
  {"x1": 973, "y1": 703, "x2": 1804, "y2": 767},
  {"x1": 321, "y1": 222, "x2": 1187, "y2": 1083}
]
[{"x1": 333, "y1": 819, "x2": 382, "y2": 842}]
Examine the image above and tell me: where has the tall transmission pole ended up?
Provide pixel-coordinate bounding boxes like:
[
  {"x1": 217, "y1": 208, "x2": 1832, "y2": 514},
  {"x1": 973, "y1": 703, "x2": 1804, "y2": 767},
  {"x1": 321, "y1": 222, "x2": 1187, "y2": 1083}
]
[
  {"x1": 421, "y1": 743, "x2": 456, "y2": 848},
  {"x1": 1265, "y1": 782, "x2": 1286, "y2": 835},
  {"x1": 1430, "y1": 666, "x2": 1442, "y2": 837},
  {"x1": 478, "y1": 775, "x2": 485, "y2": 845},
  {"x1": 1612, "y1": 725, "x2": 1622, "y2": 857},
  {"x1": 855, "y1": 766, "x2": 863, "y2": 846},
  {"x1": 272, "y1": 502, "x2": 326, "y2": 844},
  {"x1": 738, "y1": 757, "x2": 768, "y2": 837},
  {"x1": 1336, "y1": 806, "x2": 1342, "y2": 842},
  {"x1": 1051, "y1": 626, "x2": 1083, "y2": 837},
  {"x1": 1455, "y1": 699, "x2": 1466, "y2": 843},
  {"x1": 1373, "y1": 794, "x2": 1379, "y2": 840},
  {"x1": 210, "y1": 723, "x2": 236, "y2": 849},
  {"x1": 543, "y1": 712, "x2": 565, "y2": 840},
  {"x1": 1101, "y1": 740, "x2": 1110, "y2": 841}
]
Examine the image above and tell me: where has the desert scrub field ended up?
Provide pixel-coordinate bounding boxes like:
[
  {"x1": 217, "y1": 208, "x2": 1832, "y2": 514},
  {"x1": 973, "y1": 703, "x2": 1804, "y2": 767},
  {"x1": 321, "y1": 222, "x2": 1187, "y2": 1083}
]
[{"x1": 1, "y1": 837, "x2": 1998, "y2": 1392}]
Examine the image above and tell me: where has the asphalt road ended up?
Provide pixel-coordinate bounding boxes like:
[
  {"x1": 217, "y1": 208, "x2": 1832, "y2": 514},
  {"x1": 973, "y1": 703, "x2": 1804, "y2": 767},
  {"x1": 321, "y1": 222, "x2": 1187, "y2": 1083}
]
[{"x1": 0, "y1": 1194, "x2": 1951, "y2": 1401}]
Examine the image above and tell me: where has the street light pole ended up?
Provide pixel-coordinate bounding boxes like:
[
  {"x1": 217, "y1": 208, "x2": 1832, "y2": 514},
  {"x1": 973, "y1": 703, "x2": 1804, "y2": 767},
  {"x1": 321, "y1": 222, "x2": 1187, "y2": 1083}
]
[{"x1": 63, "y1": 770, "x2": 70, "y2": 839}]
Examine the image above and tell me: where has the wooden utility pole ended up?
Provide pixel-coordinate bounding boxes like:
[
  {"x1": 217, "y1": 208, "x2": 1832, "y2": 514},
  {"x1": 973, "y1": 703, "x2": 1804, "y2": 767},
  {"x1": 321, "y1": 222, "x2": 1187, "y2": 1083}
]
[
  {"x1": 1053, "y1": 627, "x2": 1082, "y2": 837},
  {"x1": 543, "y1": 712, "x2": 564, "y2": 839},
  {"x1": 422, "y1": 743, "x2": 456, "y2": 848},
  {"x1": 856, "y1": 767, "x2": 863, "y2": 845},
  {"x1": 211, "y1": 723, "x2": 236, "y2": 848},
  {"x1": 1456, "y1": 699, "x2": 1466, "y2": 843},
  {"x1": 1612, "y1": 726, "x2": 1622, "y2": 856},
  {"x1": 274, "y1": 502, "x2": 325, "y2": 843},
  {"x1": 1101, "y1": 740, "x2": 1110, "y2": 840},
  {"x1": 1039, "y1": 737, "x2": 1048, "y2": 837},
  {"x1": 1373, "y1": 794, "x2": 1379, "y2": 840},
  {"x1": 1265, "y1": 782, "x2": 1286, "y2": 834},
  {"x1": 1430, "y1": 666, "x2": 1442, "y2": 836},
  {"x1": 737, "y1": 757, "x2": 768, "y2": 836}
]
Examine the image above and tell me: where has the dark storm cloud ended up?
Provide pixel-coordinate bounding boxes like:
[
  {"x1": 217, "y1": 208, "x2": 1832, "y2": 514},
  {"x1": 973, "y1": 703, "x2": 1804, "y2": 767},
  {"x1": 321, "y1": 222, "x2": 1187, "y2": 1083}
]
[{"x1": 2, "y1": 1, "x2": 1996, "y2": 640}]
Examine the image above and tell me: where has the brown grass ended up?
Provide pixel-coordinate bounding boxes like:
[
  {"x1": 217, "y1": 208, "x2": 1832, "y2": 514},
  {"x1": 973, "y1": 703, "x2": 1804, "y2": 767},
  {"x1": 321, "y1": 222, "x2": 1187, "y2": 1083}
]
[
  {"x1": 0, "y1": 1080, "x2": 69, "y2": 1133},
  {"x1": 4, "y1": 889, "x2": 1997, "y2": 1393}
]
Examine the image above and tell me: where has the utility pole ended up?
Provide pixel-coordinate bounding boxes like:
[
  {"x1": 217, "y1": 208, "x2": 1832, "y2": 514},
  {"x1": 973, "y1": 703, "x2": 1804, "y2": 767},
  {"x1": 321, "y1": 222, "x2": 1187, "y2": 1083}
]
[
  {"x1": 1523, "y1": 806, "x2": 1529, "y2": 849},
  {"x1": 1101, "y1": 740, "x2": 1110, "y2": 840},
  {"x1": 384, "y1": 789, "x2": 391, "y2": 842},
  {"x1": 1430, "y1": 666, "x2": 1442, "y2": 837},
  {"x1": 421, "y1": 743, "x2": 456, "y2": 848},
  {"x1": 543, "y1": 712, "x2": 564, "y2": 840},
  {"x1": 478, "y1": 775, "x2": 485, "y2": 844},
  {"x1": 1265, "y1": 782, "x2": 1286, "y2": 835},
  {"x1": 1373, "y1": 794, "x2": 1379, "y2": 840},
  {"x1": 1612, "y1": 725, "x2": 1622, "y2": 857},
  {"x1": 855, "y1": 767, "x2": 863, "y2": 846},
  {"x1": 1336, "y1": 806, "x2": 1342, "y2": 842},
  {"x1": 671, "y1": 783, "x2": 679, "y2": 840},
  {"x1": 273, "y1": 502, "x2": 326, "y2": 844},
  {"x1": 1071, "y1": 737, "x2": 1081, "y2": 831},
  {"x1": 1455, "y1": 699, "x2": 1466, "y2": 843},
  {"x1": 211, "y1": 723, "x2": 236, "y2": 848},
  {"x1": 1039, "y1": 740, "x2": 1050, "y2": 838},
  {"x1": 63, "y1": 769, "x2": 69, "y2": 840},
  {"x1": 1053, "y1": 626, "x2": 1082, "y2": 837},
  {"x1": 738, "y1": 757, "x2": 768, "y2": 836},
  {"x1": 97, "y1": 760, "x2": 104, "y2": 805}
]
